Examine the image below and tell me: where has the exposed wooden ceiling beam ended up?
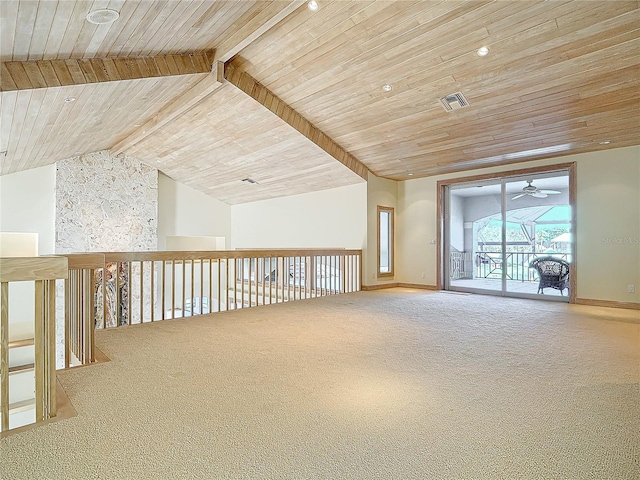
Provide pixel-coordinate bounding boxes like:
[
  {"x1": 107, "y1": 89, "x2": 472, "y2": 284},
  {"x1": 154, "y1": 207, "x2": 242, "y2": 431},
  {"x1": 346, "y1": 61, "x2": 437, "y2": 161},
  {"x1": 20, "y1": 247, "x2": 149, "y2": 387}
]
[
  {"x1": 224, "y1": 63, "x2": 369, "y2": 180},
  {"x1": 213, "y1": 0, "x2": 306, "y2": 63},
  {"x1": 111, "y1": 1, "x2": 305, "y2": 156},
  {"x1": 0, "y1": 53, "x2": 215, "y2": 92}
]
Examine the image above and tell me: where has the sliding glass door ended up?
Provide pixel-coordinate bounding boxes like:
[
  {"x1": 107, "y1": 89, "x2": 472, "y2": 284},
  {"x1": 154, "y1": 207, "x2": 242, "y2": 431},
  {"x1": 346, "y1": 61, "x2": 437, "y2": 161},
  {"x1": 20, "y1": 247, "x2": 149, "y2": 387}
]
[{"x1": 444, "y1": 170, "x2": 572, "y2": 301}]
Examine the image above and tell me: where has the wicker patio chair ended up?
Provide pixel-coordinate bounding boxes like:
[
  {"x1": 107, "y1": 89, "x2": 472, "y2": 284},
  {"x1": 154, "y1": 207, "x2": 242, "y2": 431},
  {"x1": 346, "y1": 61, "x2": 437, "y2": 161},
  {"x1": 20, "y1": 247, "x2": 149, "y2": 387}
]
[{"x1": 529, "y1": 256, "x2": 570, "y2": 295}]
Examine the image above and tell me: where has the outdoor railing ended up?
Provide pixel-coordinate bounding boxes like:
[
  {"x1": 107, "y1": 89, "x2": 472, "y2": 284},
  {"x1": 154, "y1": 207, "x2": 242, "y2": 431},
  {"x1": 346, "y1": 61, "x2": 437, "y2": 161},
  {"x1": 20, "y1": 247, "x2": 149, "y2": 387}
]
[
  {"x1": 450, "y1": 251, "x2": 571, "y2": 281},
  {"x1": 0, "y1": 256, "x2": 67, "y2": 433}
]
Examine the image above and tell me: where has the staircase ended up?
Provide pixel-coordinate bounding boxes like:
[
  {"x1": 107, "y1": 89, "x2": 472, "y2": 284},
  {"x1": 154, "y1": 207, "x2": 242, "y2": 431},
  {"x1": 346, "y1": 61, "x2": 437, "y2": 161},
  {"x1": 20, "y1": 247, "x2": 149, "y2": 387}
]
[{"x1": 6, "y1": 323, "x2": 36, "y2": 430}]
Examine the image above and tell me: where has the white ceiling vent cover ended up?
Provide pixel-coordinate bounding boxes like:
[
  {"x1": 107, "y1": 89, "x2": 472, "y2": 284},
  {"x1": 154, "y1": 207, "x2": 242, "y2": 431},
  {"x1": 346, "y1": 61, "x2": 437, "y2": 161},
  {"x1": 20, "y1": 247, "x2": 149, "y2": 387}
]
[
  {"x1": 86, "y1": 9, "x2": 120, "y2": 25},
  {"x1": 439, "y1": 92, "x2": 470, "y2": 111}
]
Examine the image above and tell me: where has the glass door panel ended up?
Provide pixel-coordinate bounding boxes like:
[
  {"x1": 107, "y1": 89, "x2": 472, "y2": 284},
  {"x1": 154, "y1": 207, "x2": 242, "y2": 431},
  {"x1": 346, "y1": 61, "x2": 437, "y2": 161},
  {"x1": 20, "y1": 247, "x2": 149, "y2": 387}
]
[
  {"x1": 504, "y1": 175, "x2": 571, "y2": 299},
  {"x1": 447, "y1": 181, "x2": 503, "y2": 293}
]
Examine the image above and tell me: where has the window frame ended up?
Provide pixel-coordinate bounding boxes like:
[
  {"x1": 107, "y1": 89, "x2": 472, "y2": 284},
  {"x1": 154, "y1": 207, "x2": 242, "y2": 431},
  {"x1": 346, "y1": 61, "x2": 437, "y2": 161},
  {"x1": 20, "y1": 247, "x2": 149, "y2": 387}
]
[{"x1": 377, "y1": 205, "x2": 394, "y2": 277}]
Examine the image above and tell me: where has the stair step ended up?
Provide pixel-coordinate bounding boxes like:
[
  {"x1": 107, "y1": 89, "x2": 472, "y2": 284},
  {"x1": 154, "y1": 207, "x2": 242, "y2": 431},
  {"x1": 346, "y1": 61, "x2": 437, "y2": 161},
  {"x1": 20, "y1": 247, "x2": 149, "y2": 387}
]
[
  {"x1": 8, "y1": 363, "x2": 34, "y2": 374},
  {"x1": 9, "y1": 398, "x2": 35, "y2": 413},
  {"x1": 8, "y1": 338, "x2": 34, "y2": 349}
]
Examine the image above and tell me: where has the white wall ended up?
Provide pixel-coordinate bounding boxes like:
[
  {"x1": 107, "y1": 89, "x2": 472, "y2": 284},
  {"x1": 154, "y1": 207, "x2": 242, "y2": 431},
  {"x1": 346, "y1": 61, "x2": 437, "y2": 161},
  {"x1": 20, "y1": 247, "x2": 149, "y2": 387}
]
[
  {"x1": 158, "y1": 173, "x2": 231, "y2": 250},
  {"x1": 365, "y1": 173, "x2": 398, "y2": 286},
  {"x1": 397, "y1": 176, "x2": 438, "y2": 286},
  {"x1": 231, "y1": 183, "x2": 367, "y2": 249},
  {"x1": 397, "y1": 146, "x2": 640, "y2": 304},
  {"x1": 0, "y1": 164, "x2": 56, "y2": 255},
  {"x1": 575, "y1": 147, "x2": 639, "y2": 303}
]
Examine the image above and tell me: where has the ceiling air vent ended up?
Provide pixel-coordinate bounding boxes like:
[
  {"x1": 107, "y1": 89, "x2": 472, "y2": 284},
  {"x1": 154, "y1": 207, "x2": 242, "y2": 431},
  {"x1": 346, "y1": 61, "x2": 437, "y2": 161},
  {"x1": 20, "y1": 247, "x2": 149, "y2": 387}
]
[
  {"x1": 439, "y1": 92, "x2": 469, "y2": 112},
  {"x1": 86, "y1": 9, "x2": 120, "y2": 25}
]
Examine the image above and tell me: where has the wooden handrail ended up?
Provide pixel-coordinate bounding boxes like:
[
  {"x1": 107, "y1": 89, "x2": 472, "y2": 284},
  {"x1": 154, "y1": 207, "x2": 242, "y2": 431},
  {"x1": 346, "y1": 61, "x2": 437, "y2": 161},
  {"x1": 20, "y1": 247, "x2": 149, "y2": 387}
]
[
  {"x1": 0, "y1": 257, "x2": 68, "y2": 282},
  {"x1": 99, "y1": 249, "x2": 360, "y2": 262},
  {"x1": 64, "y1": 253, "x2": 104, "y2": 270}
]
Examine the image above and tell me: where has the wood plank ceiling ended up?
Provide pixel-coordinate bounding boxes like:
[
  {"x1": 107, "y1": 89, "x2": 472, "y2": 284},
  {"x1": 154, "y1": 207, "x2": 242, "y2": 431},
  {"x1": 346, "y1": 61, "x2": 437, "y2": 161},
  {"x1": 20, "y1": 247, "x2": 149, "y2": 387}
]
[{"x1": 1, "y1": 0, "x2": 639, "y2": 203}]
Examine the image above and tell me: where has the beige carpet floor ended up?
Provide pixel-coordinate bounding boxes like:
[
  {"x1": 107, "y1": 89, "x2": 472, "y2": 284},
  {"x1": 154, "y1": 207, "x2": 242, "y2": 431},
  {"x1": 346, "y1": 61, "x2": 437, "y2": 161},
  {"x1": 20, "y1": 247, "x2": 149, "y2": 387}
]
[{"x1": 2, "y1": 288, "x2": 639, "y2": 479}]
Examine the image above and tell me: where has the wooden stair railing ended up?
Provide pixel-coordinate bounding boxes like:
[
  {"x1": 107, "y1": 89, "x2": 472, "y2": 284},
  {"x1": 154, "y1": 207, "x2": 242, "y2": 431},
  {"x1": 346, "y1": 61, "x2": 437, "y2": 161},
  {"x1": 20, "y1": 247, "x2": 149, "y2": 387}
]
[
  {"x1": 0, "y1": 256, "x2": 68, "y2": 433},
  {"x1": 1, "y1": 250, "x2": 361, "y2": 432},
  {"x1": 59, "y1": 249, "x2": 361, "y2": 365}
]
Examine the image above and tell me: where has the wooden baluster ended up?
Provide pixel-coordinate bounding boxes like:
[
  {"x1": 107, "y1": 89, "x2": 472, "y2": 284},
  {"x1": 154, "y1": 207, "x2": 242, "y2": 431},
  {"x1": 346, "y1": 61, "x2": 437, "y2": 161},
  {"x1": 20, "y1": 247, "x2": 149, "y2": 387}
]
[
  {"x1": 101, "y1": 264, "x2": 107, "y2": 329},
  {"x1": 240, "y1": 259, "x2": 243, "y2": 306},
  {"x1": 269, "y1": 257, "x2": 273, "y2": 304},
  {"x1": 140, "y1": 261, "x2": 145, "y2": 324},
  {"x1": 209, "y1": 259, "x2": 214, "y2": 313},
  {"x1": 150, "y1": 261, "x2": 155, "y2": 322},
  {"x1": 200, "y1": 259, "x2": 204, "y2": 315},
  {"x1": 261, "y1": 258, "x2": 265, "y2": 306},
  {"x1": 161, "y1": 260, "x2": 166, "y2": 321},
  {"x1": 85, "y1": 268, "x2": 95, "y2": 363},
  {"x1": 251, "y1": 258, "x2": 256, "y2": 307},
  {"x1": 113, "y1": 262, "x2": 120, "y2": 327},
  {"x1": 127, "y1": 262, "x2": 132, "y2": 326},
  {"x1": 64, "y1": 272, "x2": 71, "y2": 368},
  {"x1": 75, "y1": 270, "x2": 80, "y2": 362},
  {"x1": 225, "y1": 259, "x2": 230, "y2": 311},
  {"x1": 217, "y1": 259, "x2": 222, "y2": 313},
  {"x1": 189, "y1": 260, "x2": 194, "y2": 315},
  {"x1": 298, "y1": 256, "x2": 302, "y2": 300},
  {"x1": 303, "y1": 256, "x2": 307, "y2": 300},
  {"x1": 325, "y1": 256, "x2": 328, "y2": 296},
  {"x1": 45, "y1": 280, "x2": 56, "y2": 419},
  {"x1": 35, "y1": 280, "x2": 45, "y2": 422},
  {"x1": 171, "y1": 261, "x2": 176, "y2": 320},
  {"x1": 345, "y1": 255, "x2": 349, "y2": 293},
  {"x1": 354, "y1": 254, "x2": 358, "y2": 291},
  {"x1": 311, "y1": 256, "x2": 317, "y2": 298},
  {"x1": 0, "y1": 282, "x2": 9, "y2": 432},
  {"x1": 182, "y1": 260, "x2": 186, "y2": 318}
]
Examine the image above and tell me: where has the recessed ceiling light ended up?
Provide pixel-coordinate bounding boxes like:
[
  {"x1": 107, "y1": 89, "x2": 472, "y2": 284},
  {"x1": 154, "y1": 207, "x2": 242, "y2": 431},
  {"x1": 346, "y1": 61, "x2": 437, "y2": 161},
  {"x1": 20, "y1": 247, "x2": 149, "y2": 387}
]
[
  {"x1": 64, "y1": 96, "x2": 76, "y2": 103},
  {"x1": 382, "y1": 84, "x2": 392, "y2": 92},
  {"x1": 477, "y1": 46, "x2": 489, "y2": 57},
  {"x1": 407, "y1": 173, "x2": 414, "y2": 176},
  {"x1": 599, "y1": 140, "x2": 611, "y2": 145},
  {"x1": 307, "y1": 1, "x2": 319, "y2": 11},
  {"x1": 86, "y1": 9, "x2": 120, "y2": 25}
]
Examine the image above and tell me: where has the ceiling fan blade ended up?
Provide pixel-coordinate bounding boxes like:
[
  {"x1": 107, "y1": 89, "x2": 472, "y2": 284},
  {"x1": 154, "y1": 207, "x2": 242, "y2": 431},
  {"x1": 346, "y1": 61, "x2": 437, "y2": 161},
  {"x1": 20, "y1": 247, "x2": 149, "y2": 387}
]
[
  {"x1": 511, "y1": 193, "x2": 526, "y2": 200},
  {"x1": 538, "y1": 189, "x2": 561, "y2": 194},
  {"x1": 531, "y1": 192, "x2": 548, "y2": 198}
]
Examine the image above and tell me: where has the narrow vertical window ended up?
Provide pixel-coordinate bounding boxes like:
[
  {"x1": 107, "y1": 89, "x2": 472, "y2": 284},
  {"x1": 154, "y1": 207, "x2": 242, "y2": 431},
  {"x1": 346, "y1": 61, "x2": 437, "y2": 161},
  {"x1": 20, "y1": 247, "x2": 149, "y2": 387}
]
[{"x1": 378, "y1": 206, "x2": 394, "y2": 277}]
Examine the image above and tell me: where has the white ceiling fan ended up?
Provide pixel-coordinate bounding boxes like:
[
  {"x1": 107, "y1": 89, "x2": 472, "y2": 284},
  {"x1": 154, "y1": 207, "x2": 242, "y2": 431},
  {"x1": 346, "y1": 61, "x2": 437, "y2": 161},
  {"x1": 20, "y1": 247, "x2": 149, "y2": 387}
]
[{"x1": 512, "y1": 180, "x2": 561, "y2": 200}]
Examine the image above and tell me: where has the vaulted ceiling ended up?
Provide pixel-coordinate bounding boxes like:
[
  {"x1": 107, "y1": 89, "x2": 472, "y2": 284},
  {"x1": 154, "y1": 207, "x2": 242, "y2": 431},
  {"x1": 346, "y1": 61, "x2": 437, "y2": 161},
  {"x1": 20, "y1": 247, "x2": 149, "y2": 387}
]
[{"x1": 1, "y1": 1, "x2": 639, "y2": 204}]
